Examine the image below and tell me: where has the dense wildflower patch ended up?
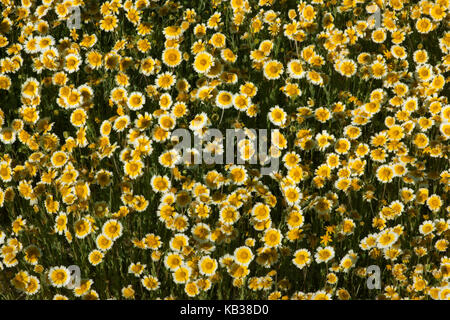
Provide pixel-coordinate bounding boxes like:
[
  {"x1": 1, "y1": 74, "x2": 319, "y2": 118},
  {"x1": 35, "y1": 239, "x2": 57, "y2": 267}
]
[{"x1": 0, "y1": 0, "x2": 449, "y2": 300}]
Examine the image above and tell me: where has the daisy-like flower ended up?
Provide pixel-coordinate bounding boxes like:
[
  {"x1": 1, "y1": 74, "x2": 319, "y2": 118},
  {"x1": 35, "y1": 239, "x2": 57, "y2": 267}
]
[
  {"x1": 283, "y1": 186, "x2": 302, "y2": 206},
  {"x1": 100, "y1": 15, "x2": 118, "y2": 32},
  {"x1": 306, "y1": 70, "x2": 323, "y2": 85},
  {"x1": 210, "y1": 32, "x2": 226, "y2": 48},
  {"x1": 427, "y1": 195, "x2": 442, "y2": 212},
  {"x1": 164, "y1": 252, "x2": 183, "y2": 271},
  {"x1": 271, "y1": 130, "x2": 287, "y2": 150},
  {"x1": 340, "y1": 251, "x2": 358, "y2": 272},
  {"x1": 207, "y1": 11, "x2": 221, "y2": 30},
  {"x1": 283, "y1": 152, "x2": 301, "y2": 170},
  {"x1": 159, "y1": 150, "x2": 180, "y2": 168},
  {"x1": 413, "y1": 49, "x2": 429, "y2": 64},
  {"x1": 54, "y1": 212, "x2": 67, "y2": 235},
  {"x1": 268, "y1": 106, "x2": 287, "y2": 126},
  {"x1": 377, "y1": 228, "x2": 399, "y2": 249},
  {"x1": 24, "y1": 275, "x2": 40, "y2": 295},
  {"x1": 359, "y1": 234, "x2": 378, "y2": 251},
  {"x1": 376, "y1": 165, "x2": 394, "y2": 183},
  {"x1": 233, "y1": 94, "x2": 250, "y2": 111},
  {"x1": 219, "y1": 206, "x2": 240, "y2": 225},
  {"x1": 0, "y1": 128, "x2": 16, "y2": 144},
  {"x1": 263, "y1": 228, "x2": 282, "y2": 248},
  {"x1": 370, "y1": 61, "x2": 387, "y2": 79},
  {"x1": 64, "y1": 54, "x2": 82, "y2": 73},
  {"x1": 314, "y1": 246, "x2": 335, "y2": 264},
  {"x1": 127, "y1": 91, "x2": 145, "y2": 111},
  {"x1": 96, "y1": 233, "x2": 113, "y2": 251},
  {"x1": 140, "y1": 57, "x2": 156, "y2": 75},
  {"x1": 292, "y1": 249, "x2": 311, "y2": 269},
  {"x1": 0, "y1": 74, "x2": 11, "y2": 90},
  {"x1": 440, "y1": 123, "x2": 450, "y2": 138},
  {"x1": 124, "y1": 159, "x2": 144, "y2": 179},
  {"x1": 286, "y1": 59, "x2": 304, "y2": 79},
  {"x1": 21, "y1": 77, "x2": 40, "y2": 98},
  {"x1": 315, "y1": 107, "x2": 331, "y2": 123},
  {"x1": 312, "y1": 290, "x2": 331, "y2": 300},
  {"x1": 215, "y1": 90, "x2": 233, "y2": 109},
  {"x1": 113, "y1": 115, "x2": 130, "y2": 132},
  {"x1": 193, "y1": 52, "x2": 214, "y2": 73},
  {"x1": 23, "y1": 245, "x2": 41, "y2": 265},
  {"x1": 169, "y1": 233, "x2": 189, "y2": 252},
  {"x1": 173, "y1": 265, "x2": 191, "y2": 284},
  {"x1": 48, "y1": 266, "x2": 70, "y2": 288},
  {"x1": 234, "y1": 246, "x2": 254, "y2": 266},
  {"x1": 333, "y1": 138, "x2": 350, "y2": 155},
  {"x1": 122, "y1": 285, "x2": 135, "y2": 299},
  {"x1": 435, "y1": 239, "x2": 448, "y2": 252},
  {"x1": 102, "y1": 219, "x2": 123, "y2": 241},
  {"x1": 162, "y1": 47, "x2": 182, "y2": 68},
  {"x1": 189, "y1": 112, "x2": 208, "y2": 131},
  {"x1": 391, "y1": 45, "x2": 407, "y2": 60},
  {"x1": 419, "y1": 220, "x2": 435, "y2": 236},
  {"x1": 135, "y1": 112, "x2": 153, "y2": 130},
  {"x1": 142, "y1": 276, "x2": 160, "y2": 291},
  {"x1": 251, "y1": 202, "x2": 270, "y2": 222},
  {"x1": 24, "y1": 37, "x2": 39, "y2": 54},
  {"x1": 86, "y1": 50, "x2": 102, "y2": 69},
  {"x1": 191, "y1": 222, "x2": 210, "y2": 242},
  {"x1": 159, "y1": 114, "x2": 176, "y2": 131},
  {"x1": 371, "y1": 28, "x2": 386, "y2": 43},
  {"x1": 74, "y1": 218, "x2": 91, "y2": 239},
  {"x1": 110, "y1": 86, "x2": 128, "y2": 104},
  {"x1": 100, "y1": 120, "x2": 112, "y2": 137},
  {"x1": 70, "y1": 108, "x2": 87, "y2": 127},
  {"x1": 128, "y1": 262, "x2": 146, "y2": 277},
  {"x1": 88, "y1": 250, "x2": 104, "y2": 266},
  {"x1": 221, "y1": 48, "x2": 237, "y2": 63},
  {"x1": 158, "y1": 93, "x2": 173, "y2": 110},
  {"x1": 191, "y1": 39, "x2": 206, "y2": 54},
  {"x1": 229, "y1": 165, "x2": 247, "y2": 185},
  {"x1": 263, "y1": 60, "x2": 283, "y2": 80},
  {"x1": 315, "y1": 130, "x2": 334, "y2": 151},
  {"x1": 20, "y1": 106, "x2": 39, "y2": 124},
  {"x1": 156, "y1": 71, "x2": 176, "y2": 90},
  {"x1": 198, "y1": 256, "x2": 218, "y2": 276},
  {"x1": 151, "y1": 175, "x2": 171, "y2": 193},
  {"x1": 416, "y1": 64, "x2": 433, "y2": 82},
  {"x1": 163, "y1": 25, "x2": 184, "y2": 39},
  {"x1": 64, "y1": 89, "x2": 83, "y2": 109},
  {"x1": 302, "y1": 4, "x2": 316, "y2": 22},
  {"x1": 416, "y1": 17, "x2": 432, "y2": 34},
  {"x1": 337, "y1": 59, "x2": 357, "y2": 77},
  {"x1": 50, "y1": 151, "x2": 68, "y2": 168}
]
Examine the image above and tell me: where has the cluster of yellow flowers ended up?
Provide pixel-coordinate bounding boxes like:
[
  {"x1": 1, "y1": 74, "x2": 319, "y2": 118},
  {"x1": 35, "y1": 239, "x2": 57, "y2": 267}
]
[{"x1": 0, "y1": 0, "x2": 449, "y2": 300}]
